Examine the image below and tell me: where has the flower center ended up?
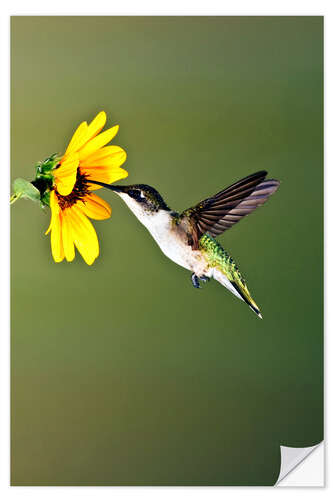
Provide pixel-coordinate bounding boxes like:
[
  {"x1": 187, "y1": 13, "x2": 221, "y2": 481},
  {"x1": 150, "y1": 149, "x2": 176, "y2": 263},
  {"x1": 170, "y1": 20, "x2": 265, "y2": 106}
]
[{"x1": 55, "y1": 169, "x2": 90, "y2": 210}]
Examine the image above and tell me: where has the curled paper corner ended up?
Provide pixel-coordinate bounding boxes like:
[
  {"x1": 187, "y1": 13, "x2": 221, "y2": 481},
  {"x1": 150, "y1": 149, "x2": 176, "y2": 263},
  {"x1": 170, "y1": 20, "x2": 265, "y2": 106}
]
[{"x1": 276, "y1": 441, "x2": 324, "y2": 486}]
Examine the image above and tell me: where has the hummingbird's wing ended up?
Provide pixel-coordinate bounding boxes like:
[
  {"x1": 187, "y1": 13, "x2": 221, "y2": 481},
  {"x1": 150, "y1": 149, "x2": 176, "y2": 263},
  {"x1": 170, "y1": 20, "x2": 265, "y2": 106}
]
[{"x1": 181, "y1": 171, "x2": 280, "y2": 249}]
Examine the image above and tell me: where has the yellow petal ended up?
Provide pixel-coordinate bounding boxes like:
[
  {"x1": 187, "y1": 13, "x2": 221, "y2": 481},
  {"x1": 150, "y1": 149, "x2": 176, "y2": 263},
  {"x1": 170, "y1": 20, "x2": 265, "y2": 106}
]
[
  {"x1": 50, "y1": 210, "x2": 64, "y2": 263},
  {"x1": 65, "y1": 121, "x2": 88, "y2": 156},
  {"x1": 79, "y1": 126, "x2": 119, "y2": 161},
  {"x1": 70, "y1": 207, "x2": 99, "y2": 265},
  {"x1": 77, "y1": 193, "x2": 111, "y2": 220},
  {"x1": 80, "y1": 146, "x2": 127, "y2": 168},
  {"x1": 45, "y1": 191, "x2": 58, "y2": 235},
  {"x1": 62, "y1": 210, "x2": 75, "y2": 262},
  {"x1": 85, "y1": 111, "x2": 107, "y2": 142},
  {"x1": 45, "y1": 220, "x2": 52, "y2": 235},
  {"x1": 84, "y1": 166, "x2": 128, "y2": 190},
  {"x1": 64, "y1": 112, "x2": 108, "y2": 156},
  {"x1": 56, "y1": 174, "x2": 77, "y2": 196},
  {"x1": 55, "y1": 153, "x2": 79, "y2": 196}
]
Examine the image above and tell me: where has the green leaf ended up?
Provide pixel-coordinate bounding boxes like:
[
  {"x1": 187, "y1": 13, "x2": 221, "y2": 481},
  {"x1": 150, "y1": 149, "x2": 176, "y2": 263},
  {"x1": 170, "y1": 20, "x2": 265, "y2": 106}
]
[{"x1": 12, "y1": 178, "x2": 41, "y2": 203}]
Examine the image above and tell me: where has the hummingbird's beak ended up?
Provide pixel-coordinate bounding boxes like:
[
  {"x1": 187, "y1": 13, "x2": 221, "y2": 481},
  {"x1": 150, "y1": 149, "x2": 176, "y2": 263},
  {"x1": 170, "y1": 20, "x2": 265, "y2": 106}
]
[{"x1": 86, "y1": 180, "x2": 125, "y2": 192}]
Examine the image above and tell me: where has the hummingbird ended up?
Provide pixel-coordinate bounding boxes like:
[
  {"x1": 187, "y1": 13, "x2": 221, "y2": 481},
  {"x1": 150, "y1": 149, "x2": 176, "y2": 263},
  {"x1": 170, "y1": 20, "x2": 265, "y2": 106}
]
[{"x1": 88, "y1": 171, "x2": 279, "y2": 318}]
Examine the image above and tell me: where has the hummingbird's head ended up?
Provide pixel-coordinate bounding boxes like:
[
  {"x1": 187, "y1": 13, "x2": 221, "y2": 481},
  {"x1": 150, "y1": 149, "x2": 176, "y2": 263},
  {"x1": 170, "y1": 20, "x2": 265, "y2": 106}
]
[
  {"x1": 87, "y1": 179, "x2": 176, "y2": 234},
  {"x1": 107, "y1": 183, "x2": 171, "y2": 218},
  {"x1": 86, "y1": 179, "x2": 173, "y2": 228}
]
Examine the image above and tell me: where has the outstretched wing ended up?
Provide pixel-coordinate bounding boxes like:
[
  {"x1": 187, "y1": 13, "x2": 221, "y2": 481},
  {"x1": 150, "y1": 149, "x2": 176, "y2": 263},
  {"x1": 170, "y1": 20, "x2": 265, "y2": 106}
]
[{"x1": 181, "y1": 171, "x2": 280, "y2": 249}]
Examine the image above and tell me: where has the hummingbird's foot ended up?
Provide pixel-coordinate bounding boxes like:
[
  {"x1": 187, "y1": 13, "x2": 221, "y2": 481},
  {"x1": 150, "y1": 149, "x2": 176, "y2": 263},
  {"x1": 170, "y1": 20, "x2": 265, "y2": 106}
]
[
  {"x1": 199, "y1": 275, "x2": 210, "y2": 283},
  {"x1": 191, "y1": 273, "x2": 201, "y2": 289}
]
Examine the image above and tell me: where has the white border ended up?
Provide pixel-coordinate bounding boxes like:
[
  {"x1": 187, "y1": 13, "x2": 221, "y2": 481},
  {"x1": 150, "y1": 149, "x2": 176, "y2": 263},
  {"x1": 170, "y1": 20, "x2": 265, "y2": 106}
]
[
  {"x1": 277, "y1": 443, "x2": 324, "y2": 486},
  {"x1": 2, "y1": 1, "x2": 331, "y2": 498},
  {"x1": 0, "y1": 0, "x2": 331, "y2": 15}
]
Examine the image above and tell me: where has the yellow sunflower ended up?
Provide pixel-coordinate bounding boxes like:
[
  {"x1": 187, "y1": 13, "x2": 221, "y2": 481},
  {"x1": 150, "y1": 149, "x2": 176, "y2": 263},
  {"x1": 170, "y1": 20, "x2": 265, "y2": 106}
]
[{"x1": 45, "y1": 111, "x2": 128, "y2": 265}]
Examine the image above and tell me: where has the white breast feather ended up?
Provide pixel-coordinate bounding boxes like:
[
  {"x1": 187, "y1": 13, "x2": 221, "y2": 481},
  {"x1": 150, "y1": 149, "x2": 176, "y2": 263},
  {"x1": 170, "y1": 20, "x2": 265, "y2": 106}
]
[{"x1": 117, "y1": 193, "x2": 197, "y2": 270}]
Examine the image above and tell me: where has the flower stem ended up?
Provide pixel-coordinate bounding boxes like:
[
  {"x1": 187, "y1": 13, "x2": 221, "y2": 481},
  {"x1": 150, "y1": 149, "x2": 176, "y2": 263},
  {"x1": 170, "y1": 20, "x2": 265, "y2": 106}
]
[{"x1": 10, "y1": 193, "x2": 22, "y2": 205}]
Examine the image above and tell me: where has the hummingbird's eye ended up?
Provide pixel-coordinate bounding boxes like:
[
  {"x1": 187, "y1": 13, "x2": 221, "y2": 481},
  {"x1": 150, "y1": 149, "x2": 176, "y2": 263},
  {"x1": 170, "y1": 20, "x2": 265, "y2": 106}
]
[{"x1": 128, "y1": 189, "x2": 144, "y2": 202}]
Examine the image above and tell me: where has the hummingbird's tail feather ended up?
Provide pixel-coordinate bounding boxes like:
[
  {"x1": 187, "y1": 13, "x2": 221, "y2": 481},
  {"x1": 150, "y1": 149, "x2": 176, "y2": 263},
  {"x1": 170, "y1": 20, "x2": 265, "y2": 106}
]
[
  {"x1": 230, "y1": 281, "x2": 262, "y2": 319},
  {"x1": 212, "y1": 267, "x2": 262, "y2": 319},
  {"x1": 199, "y1": 234, "x2": 262, "y2": 318}
]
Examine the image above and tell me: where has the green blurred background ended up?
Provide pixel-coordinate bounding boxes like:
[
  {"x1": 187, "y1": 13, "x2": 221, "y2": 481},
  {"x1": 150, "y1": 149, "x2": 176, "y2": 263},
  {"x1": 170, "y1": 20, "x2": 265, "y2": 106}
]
[{"x1": 11, "y1": 17, "x2": 323, "y2": 486}]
